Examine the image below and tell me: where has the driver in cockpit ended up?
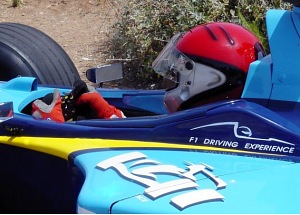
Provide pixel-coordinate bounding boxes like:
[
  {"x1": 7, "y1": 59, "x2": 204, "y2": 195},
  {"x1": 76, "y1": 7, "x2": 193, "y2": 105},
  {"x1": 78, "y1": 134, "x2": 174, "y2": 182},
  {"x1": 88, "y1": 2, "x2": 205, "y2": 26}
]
[{"x1": 31, "y1": 22, "x2": 264, "y2": 122}]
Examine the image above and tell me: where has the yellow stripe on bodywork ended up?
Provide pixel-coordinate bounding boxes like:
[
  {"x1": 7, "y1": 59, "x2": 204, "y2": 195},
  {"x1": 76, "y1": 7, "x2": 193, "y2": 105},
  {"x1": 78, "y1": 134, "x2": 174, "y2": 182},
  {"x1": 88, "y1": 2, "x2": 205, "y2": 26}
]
[{"x1": 0, "y1": 136, "x2": 282, "y2": 160}]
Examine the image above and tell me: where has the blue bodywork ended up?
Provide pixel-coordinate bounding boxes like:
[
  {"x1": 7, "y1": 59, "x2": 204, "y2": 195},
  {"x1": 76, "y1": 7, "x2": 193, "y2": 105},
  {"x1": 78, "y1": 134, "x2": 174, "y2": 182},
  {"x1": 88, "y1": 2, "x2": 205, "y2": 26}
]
[
  {"x1": 2, "y1": 77, "x2": 300, "y2": 158},
  {"x1": 0, "y1": 5, "x2": 300, "y2": 214},
  {"x1": 74, "y1": 149, "x2": 300, "y2": 214},
  {"x1": 243, "y1": 6, "x2": 300, "y2": 125}
]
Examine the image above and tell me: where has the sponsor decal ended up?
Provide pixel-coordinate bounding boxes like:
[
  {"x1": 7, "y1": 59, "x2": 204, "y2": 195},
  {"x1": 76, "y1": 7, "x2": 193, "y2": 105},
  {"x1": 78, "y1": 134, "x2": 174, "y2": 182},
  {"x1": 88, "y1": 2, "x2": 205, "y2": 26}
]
[
  {"x1": 189, "y1": 122, "x2": 295, "y2": 155},
  {"x1": 97, "y1": 152, "x2": 226, "y2": 210}
]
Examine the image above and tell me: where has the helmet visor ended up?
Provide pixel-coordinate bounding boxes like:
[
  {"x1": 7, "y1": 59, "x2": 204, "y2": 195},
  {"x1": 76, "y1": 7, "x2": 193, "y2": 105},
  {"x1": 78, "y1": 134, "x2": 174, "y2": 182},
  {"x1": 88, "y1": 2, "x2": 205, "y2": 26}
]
[{"x1": 152, "y1": 33, "x2": 195, "y2": 89}]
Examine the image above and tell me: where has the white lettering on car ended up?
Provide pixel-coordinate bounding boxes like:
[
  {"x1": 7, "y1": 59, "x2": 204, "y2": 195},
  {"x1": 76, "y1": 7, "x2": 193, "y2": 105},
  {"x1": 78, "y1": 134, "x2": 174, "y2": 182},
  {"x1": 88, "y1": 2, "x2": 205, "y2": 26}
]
[
  {"x1": 189, "y1": 122, "x2": 295, "y2": 155},
  {"x1": 97, "y1": 152, "x2": 226, "y2": 210},
  {"x1": 244, "y1": 143, "x2": 295, "y2": 153},
  {"x1": 203, "y1": 138, "x2": 239, "y2": 148}
]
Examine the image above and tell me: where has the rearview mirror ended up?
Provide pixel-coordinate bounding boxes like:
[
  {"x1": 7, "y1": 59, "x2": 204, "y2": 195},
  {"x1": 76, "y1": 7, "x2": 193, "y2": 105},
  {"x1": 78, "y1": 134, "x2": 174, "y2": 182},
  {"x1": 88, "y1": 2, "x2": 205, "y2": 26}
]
[
  {"x1": 86, "y1": 63, "x2": 123, "y2": 84},
  {"x1": 0, "y1": 102, "x2": 13, "y2": 123}
]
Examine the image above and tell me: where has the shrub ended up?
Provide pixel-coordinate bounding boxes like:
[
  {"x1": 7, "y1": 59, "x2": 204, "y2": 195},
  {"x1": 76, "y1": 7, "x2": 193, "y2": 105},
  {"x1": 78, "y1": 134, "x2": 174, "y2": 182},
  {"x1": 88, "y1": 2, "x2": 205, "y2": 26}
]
[
  {"x1": 106, "y1": 0, "x2": 291, "y2": 89},
  {"x1": 235, "y1": 0, "x2": 292, "y2": 53}
]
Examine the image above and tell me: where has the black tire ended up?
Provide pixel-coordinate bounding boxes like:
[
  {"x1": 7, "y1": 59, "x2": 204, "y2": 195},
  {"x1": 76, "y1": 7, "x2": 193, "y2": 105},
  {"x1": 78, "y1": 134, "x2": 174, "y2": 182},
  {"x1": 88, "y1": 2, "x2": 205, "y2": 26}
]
[{"x1": 0, "y1": 22, "x2": 80, "y2": 86}]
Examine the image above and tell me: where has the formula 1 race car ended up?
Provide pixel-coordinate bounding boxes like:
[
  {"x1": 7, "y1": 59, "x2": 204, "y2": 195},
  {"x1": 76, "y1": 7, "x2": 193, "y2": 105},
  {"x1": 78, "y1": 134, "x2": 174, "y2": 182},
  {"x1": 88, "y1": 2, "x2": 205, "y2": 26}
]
[{"x1": 0, "y1": 0, "x2": 300, "y2": 213}]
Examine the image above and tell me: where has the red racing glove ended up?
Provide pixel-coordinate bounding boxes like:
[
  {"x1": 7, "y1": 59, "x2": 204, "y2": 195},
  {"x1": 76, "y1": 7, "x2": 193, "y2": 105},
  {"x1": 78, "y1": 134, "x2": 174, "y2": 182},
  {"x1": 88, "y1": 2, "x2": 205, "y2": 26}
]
[
  {"x1": 32, "y1": 89, "x2": 65, "y2": 123},
  {"x1": 77, "y1": 91, "x2": 125, "y2": 119}
]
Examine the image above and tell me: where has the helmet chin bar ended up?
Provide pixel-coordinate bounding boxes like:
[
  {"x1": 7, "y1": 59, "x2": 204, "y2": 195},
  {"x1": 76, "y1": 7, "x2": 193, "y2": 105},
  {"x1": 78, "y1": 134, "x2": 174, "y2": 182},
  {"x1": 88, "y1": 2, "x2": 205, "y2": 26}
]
[{"x1": 164, "y1": 63, "x2": 226, "y2": 112}]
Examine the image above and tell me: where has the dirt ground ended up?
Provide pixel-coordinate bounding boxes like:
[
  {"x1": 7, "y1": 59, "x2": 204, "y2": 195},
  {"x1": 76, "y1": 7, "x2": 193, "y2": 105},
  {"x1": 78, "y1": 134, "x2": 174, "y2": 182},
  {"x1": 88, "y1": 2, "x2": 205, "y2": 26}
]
[{"x1": 0, "y1": 0, "x2": 119, "y2": 83}]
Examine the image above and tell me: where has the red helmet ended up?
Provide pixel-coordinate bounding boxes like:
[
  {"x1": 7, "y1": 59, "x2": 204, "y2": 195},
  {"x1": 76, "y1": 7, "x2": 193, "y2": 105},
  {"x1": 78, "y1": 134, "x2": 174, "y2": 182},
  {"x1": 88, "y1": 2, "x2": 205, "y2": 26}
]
[{"x1": 152, "y1": 22, "x2": 265, "y2": 112}]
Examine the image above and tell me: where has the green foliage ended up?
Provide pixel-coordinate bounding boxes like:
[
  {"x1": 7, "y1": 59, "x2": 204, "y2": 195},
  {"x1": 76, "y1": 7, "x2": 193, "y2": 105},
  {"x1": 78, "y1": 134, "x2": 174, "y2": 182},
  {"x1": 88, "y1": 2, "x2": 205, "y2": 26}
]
[
  {"x1": 235, "y1": 0, "x2": 292, "y2": 53},
  {"x1": 106, "y1": 0, "x2": 292, "y2": 89}
]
